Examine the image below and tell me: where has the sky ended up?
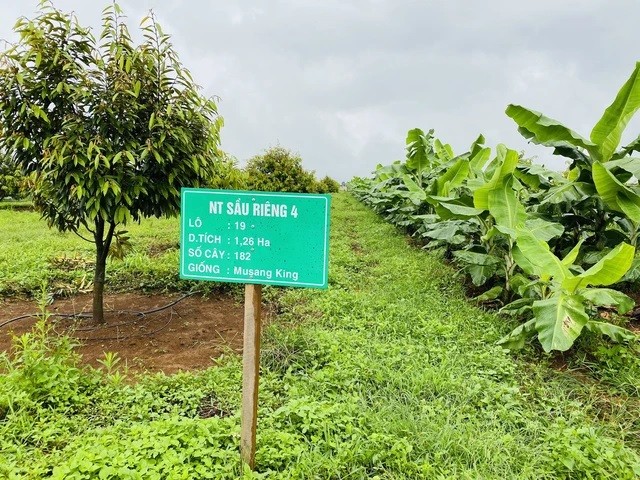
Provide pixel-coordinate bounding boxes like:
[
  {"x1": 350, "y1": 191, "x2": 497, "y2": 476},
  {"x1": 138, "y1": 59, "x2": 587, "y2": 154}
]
[{"x1": 1, "y1": 1, "x2": 640, "y2": 182}]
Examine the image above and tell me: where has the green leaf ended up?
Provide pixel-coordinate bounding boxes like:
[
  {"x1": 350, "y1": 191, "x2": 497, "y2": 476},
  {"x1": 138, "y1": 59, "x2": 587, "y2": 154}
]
[
  {"x1": 612, "y1": 133, "x2": 640, "y2": 160},
  {"x1": 473, "y1": 285, "x2": 503, "y2": 302},
  {"x1": 618, "y1": 190, "x2": 640, "y2": 222},
  {"x1": 422, "y1": 222, "x2": 465, "y2": 242},
  {"x1": 622, "y1": 257, "x2": 640, "y2": 282},
  {"x1": 561, "y1": 239, "x2": 584, "y2": 267},
  {"x1": 500, "y1": 298, "x2": 534, "y2": 316},
  {"x1": 563, "y1": 242, "x2": 635, "y2": 291},
  {"x1": 469, "y1": 133, "x2": 486, "y2": 155},
  {"x1": 606, "y1": 157, "x2": 640, "y2": 179},
  {"x1": 465, "y1": 263, "x2": 498, "y2": 286},
  {"x1": 488, "y1": 175, "x2": 526, "y2": 231},
  {"x1": 401, "y1": 174, "x2": 426, "y2": 203},
  {"x1": 584, "y1": 321, "x2": 636, "y2": 342},
  {"x1": 497, "y1": 319, "x2": 536, "y2": 350},
  {"x1": 539, "y1": 181, "x2": 595, "y2": 205},
  {"x1": 524, "y1": 218, "x2": 564, "y2": 242},
  {"x1": 579, "y1": 288, "x2": 635, "y2": 314},
  {"x1": 469, "y1": 146, "x2": 491, "y2": 173},
  {"x1": 453, "y1": 251, "x2": 501, "y2": 286},
  {"x1": 429, "y1": 197, "x2": 484, "y2": 220},
  {"x1": 533, "y1": 294, "x2": 589, "y2": 352},
  {"x1": 592, "y1": 161, "x2": 640, "y2": 222},
  {"x1": 405, "y1": 128, "x2": 433, "y2": 172},
  {"x1": 514, "y1": 229, "x2": 569, "y2": 281},
  {"x1": 435, "y1": 158, "x2": 470, "y2": 197},
  {"x1": 506, "y1": 104, "x2": 599, "y2": 159},
  {"x1": 434, "y1": 139, "x2": 454, "y2": 161},
  {"x1": 472, "y1": 145, "x2": 520, "y2": 210},
  {"x1": 591, "y1": 62, "x2": 640, "y2": 162},
  {"x1": 512, "y1": 245, "x2": 535, "y2": 276},
  {"x1": 453, "y1": 250, "x2": 501, "y2": 266}
]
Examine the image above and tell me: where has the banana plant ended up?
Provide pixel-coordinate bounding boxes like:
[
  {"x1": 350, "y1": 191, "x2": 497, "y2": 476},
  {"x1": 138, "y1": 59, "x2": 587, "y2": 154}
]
[
  {"x1": 592, "y1": 159, "x2": 640, "y2": 239},
  {"x1": 446, "y1": 146, "x2": 556, "y2": 292},
  {"x1": 499, "y1": 230, "x2": 636, "y2": 352},
  {"x1": 506, "y1": 62, "x2": 640, "y2": 167},
  {"x1": 405, "y1": 128, "x2": 435, "y2": 174},
  {"x1": 506, "y1": 62, "x2": 640, "y2": 248},
  {"x1": 406, "y1": 133, "x2": 495, "y2": 249},
  {"x1": 351, "y1": 64, "x2": 640, "y2": 355}
]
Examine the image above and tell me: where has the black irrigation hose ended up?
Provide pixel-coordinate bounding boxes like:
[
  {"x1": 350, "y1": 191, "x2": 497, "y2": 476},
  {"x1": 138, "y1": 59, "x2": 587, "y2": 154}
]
[
  {"x1": 64, "y1": 309, "x2": 181, "y2": 342},
  {"x1": 0, "y1": 292, "x2": 195, "y2": 330}
]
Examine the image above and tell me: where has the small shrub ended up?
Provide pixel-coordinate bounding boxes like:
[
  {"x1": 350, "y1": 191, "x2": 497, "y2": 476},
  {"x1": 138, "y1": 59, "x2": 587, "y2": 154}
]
[
  {"x1": 315, "y1": 175, "x2": 341, "y2": 193},
  {"x1": 0, "y1": 319, "x2": 99, "y2": 416},
  {"x1": 245, "y1": 146, "x2": 318, "y2": 193},
  {"x1": 0, "y1": 152, "x2": 25, "y2": 201},
  {"x1": 209, "y1": 152, "x2": 248, "y2": 190}
]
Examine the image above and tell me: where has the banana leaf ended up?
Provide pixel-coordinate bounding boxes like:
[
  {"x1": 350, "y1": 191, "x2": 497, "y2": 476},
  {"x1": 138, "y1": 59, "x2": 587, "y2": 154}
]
[
  {"x1": 497, "y1": 318, "x2": 536, "y2": 350},
  {"x1": 592, "y1": 161, "x2": 640, "y2": 222},
  {"x1": 612, "y1": 133, "x2": 640, "y2": 160},
  {"x1": 400, "y1": 174, "x2": 427, "y2": 204},
  {"x1": 538, "y1": 181, "x2": 595, "y2": 205},
  {"x1": 425, "y1": 195, "x2": 484, "y2": 220},
  {"x1": 472, "y1": 145, "x2": 520, "y2": 210},
  {"x1": 434, "y1": 139, "x2": 454, "y2": 161},
  {"x1": 579, "y1": 288, "x2": 634, "y2": 314},
  {"x1": 513, "y1": 230, "x2": 569, "y2": 281},
  {"x1": 562, "y1": 242, "x2": 635, "y2": 291},
  {"x1": 406, "y1": 128, "x2": 434, "y2": 172},
  {"x1": 488, "y1": 175, "x2": 527, "y2": 230},
  {"x1": 533, "y1": 294, "x2": 589, "y2": 352},
  {"x1": 584, "y1": 321, "x2": 636, "y2": 342},
  {"x1": 590, "y1": 62, "x2": 640, "y2": 162},
  {"x1": 606, "y1": 157, "x2": 640, "y2": 179},
  {"x1": 524, "y1": 218, "x2": 564, "y2": 242},
  {"x1": 435, "y1": 158, "x2": 470, "y2": 197},
  {"x1": 506, "y1": 104, "x2": 599, "y2": 159},
  {"x1": 474, "y1": 285, "x2": 503, "y2": 302}
]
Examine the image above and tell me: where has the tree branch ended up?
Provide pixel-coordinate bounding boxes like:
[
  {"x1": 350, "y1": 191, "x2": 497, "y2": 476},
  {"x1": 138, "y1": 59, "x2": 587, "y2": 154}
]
[
  {"x1": 72, "y1": 229, "x2": 93, "y2": 243},
  {"x1": 101, "y1": 221, "x2": 117, "y2": 263},
  {"x1": 80, "y1": 219, "x2": 96, "y2": 235}
]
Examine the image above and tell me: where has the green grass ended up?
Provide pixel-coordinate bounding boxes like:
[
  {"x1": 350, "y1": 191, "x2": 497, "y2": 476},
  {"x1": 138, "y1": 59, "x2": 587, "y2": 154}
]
[
  {"x1": 0, "y1": 209, "x2": 206, "y2": 297},
  {"x1": 1, "y1": 193, "x2": 640, "y2": 478},
  {"x1": 0, "y1": 199, "x2": 33, "y2": 210}
]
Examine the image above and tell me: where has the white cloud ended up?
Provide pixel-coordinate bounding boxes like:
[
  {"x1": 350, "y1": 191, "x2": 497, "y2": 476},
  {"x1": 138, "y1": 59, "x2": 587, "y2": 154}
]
[{"x1": 1, "y1": 0, "x2": 640, "y2": 180}]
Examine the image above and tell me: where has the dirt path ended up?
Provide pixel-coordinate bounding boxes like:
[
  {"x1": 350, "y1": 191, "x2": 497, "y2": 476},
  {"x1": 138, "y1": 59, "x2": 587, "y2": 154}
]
[{"x1": 0, "y1": 292, "x2": 247, "y2": 374}]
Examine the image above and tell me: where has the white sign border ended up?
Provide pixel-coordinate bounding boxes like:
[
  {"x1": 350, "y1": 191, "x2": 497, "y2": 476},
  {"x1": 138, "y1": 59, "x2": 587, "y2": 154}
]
[{"x1": 180, "y1": 189, "x2": 330, "y2": 288}]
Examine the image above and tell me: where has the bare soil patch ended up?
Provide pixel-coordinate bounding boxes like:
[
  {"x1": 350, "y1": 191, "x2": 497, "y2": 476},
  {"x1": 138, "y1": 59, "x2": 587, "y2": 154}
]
[{"x1": 0, "y1": 292, "x2": 246, "y2": 375}]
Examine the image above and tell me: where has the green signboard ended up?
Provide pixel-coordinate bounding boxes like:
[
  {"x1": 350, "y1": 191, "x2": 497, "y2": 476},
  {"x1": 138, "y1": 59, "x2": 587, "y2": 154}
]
[{"x1": 180, "y1": 189, "x2": 331, "y2": 288}]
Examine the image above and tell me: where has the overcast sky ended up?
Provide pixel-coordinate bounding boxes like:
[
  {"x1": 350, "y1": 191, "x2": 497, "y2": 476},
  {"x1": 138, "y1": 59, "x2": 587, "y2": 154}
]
[{"x1": 2, "y1": 1, "x2": 640, "y2": 181}]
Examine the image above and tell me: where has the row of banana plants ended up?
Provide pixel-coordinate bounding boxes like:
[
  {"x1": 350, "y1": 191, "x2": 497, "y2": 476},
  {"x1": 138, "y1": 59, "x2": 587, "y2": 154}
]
[{"x1": 350, "y1": 62, "x2": 640, "y2": 353}]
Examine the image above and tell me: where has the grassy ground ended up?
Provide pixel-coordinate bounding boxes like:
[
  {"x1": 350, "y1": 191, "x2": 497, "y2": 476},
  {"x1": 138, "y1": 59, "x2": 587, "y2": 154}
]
[
  {"x1": 0, "y1": 208, "x2": 205, "y2": 297},
  {"x1": 1, "y1": 193, "x2": 640, "y2": 478}
]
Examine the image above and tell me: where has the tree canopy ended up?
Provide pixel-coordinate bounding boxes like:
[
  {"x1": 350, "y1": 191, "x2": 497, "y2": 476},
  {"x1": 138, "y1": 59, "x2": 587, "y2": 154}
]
[
  {"x1": 245, "y1": 146, "x2": 339, "y2": 193},
  {"x1": 0, "y1": 2, "x2": 222, "y2": 321}
]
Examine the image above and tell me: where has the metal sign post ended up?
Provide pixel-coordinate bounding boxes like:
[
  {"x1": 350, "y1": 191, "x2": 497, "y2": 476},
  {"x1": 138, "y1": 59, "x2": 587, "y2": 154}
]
[{"x1": 180, "y1": 189, "x2": 330, "y2": 470}]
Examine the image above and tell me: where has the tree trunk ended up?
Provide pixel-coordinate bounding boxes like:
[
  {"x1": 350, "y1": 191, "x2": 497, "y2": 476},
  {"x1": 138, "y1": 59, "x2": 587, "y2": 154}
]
[
  {"x1": 92, "y1": 220, "x2": 116, "y2": 324},
  {"x1": 93, "y1": 247, "x2": 106, "y2": 323}
]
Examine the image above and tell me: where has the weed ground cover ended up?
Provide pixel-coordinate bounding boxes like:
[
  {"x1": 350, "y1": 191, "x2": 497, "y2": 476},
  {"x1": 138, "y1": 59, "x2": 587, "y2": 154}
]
[
  {"x1": 0, "y1": 208, "x2": 193, "y2": 297},
  {"x1": 1, "y1": 193, "x2": 639, "y2": 478}
]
